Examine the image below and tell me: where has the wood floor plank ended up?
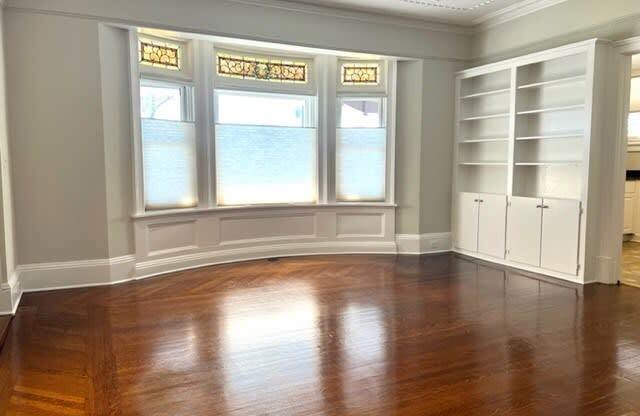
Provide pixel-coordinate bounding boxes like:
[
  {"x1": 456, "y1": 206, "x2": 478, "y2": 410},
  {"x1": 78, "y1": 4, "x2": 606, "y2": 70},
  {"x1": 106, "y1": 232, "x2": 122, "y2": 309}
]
[{"x1": 1, "y1": 253, "x2": 640, "y2": 415}]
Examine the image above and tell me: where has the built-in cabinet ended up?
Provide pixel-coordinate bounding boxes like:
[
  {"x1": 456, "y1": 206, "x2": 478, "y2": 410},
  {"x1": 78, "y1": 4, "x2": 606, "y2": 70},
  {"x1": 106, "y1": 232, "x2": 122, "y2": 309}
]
[
  {"x1": 454, "y1": 192, "x2": 507, "y2": 258},
  {"x1": 452, "y1": 39, "x2": 606, "y2": 283},
  {"x1": 507, "y1": 197, "x2": 581, "y2": 275}
]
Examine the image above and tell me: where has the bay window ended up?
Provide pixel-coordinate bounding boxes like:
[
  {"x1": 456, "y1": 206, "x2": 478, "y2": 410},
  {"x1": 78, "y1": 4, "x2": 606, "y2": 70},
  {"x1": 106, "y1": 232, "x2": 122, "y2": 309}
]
[{"x1": 132, "y1": 34, "x2": 395, "y2": 214}]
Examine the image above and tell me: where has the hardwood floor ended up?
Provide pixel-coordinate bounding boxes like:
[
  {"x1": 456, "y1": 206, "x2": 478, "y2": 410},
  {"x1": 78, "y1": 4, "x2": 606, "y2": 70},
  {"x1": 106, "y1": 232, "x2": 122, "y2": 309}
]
[
  {"x1": 0, "y1": 317, "x2": 10, "y2": 352},
  {"x1": 1, "y1": 253, "x2": 640, "y2": 415}
]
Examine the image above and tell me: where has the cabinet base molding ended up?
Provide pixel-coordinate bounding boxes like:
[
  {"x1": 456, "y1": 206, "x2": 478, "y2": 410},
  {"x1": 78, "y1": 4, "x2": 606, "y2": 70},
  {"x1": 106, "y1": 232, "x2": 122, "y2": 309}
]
[{"x1": 452, "y1": 248, "x2": 594, "y2": 285}]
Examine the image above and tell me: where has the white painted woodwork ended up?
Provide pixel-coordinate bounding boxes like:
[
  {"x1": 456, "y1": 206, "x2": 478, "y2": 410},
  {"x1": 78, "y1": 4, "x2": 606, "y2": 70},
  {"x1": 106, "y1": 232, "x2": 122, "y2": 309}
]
[
  {"x1": 452, "y1": 39, "x2": 607, "y2": 284},
  {"x1": 506, "y1": 196, "x2": 542, "y2": 266},
  {"x1": 540, "y1": 198, "x2": 581, "y2": 275},
  {"x1": 133, "y1": 205, "x2": 396, "y2": 277},
  {"x1": 624, "y1": 180, "x2": 636, "y2": 234},
  {"x1": 454, "y1": 192, "x2": 479, "y2": 252},
  {"x1": 477, "y1": 193, "x2": 507, "y2": 258}
]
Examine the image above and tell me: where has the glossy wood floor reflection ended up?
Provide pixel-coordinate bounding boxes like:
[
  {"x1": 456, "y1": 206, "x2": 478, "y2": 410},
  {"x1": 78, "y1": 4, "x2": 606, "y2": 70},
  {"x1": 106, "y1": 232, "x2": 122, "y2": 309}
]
[{"x1": 2, "y1": 254, "x2": 640, "y2": 415}]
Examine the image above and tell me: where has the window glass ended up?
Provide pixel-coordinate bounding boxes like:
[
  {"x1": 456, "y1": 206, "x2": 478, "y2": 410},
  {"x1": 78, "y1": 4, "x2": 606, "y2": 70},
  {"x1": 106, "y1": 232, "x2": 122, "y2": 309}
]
[
  {"x1": 140, "y1": 80, "x2": 197, "y2": 209},
  {"x1": 339, "y1": 98, "x2": 383, "y2": 128},
  {"x1": 336, "y1": 97, "x2": 386, "y2": 202},
  {"x1": 215, "y1": 90, "x2": 317, "y2": 205},
  {"x1": 630, "y1": 112, "x2": 640, "y2": 139},
  {"x1": 216, "y1": 91, "x2": 308, "y2": 127},
  {"x1": 140, "y1": 84, "x2": 184, "y2": 121}
]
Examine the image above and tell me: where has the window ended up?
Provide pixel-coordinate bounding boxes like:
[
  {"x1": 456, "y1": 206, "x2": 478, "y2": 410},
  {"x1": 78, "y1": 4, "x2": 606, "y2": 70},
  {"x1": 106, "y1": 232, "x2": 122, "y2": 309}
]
[
  {"x1": 133, "y1": 35, "x2": 394, "y2": 213},
  {"x1": 630, "y1": 77, "x2": 640, "y2": 140},
  {"x1": 214, "y1": 90, "x2": 317, "y2": 205},
  {"x1": 139, "y1": 38, "x2": 181, "y2": 70},
  {"x1": 140, "y1": 80, "x2": 197, "y2": 209},
  {"x1": 341, "y1": 63, "x2": 380, "y2": 86},
  {"x1": 217, "y1": 52, "x2": 307, "y2": 84},
  {"x1": 336, "y1": 97, "x2": 386, "y2": 202}
]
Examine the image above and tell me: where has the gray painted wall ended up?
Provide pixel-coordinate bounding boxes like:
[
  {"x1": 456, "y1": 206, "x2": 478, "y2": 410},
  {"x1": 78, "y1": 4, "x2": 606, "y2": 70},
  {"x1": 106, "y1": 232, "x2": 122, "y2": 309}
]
[{"x1": 5, "y1": 12, "x2": 110, "y2": 264}]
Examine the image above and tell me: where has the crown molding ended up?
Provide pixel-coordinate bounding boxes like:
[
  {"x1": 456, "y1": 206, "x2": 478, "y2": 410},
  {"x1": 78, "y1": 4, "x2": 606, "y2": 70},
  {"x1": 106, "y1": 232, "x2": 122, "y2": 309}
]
[
  {"x1": 473, "y1": 0, "x2": 568, "y2": 31},
  {"x1": 226, "y1": 0, "x2": 474, "y2": 34}
]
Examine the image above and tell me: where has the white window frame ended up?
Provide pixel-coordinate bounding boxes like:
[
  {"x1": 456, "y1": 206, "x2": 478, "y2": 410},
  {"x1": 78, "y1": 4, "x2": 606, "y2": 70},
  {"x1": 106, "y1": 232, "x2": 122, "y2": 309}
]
[{"x1": 129, "y1": 30, "x2": 396, "y2": 216}]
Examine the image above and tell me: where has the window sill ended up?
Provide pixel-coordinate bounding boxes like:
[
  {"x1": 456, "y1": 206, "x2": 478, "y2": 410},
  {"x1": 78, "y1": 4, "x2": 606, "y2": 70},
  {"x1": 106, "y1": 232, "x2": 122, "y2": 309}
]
[{"x1": 132, "y1": 202, "x2": 397, "y2": 220}]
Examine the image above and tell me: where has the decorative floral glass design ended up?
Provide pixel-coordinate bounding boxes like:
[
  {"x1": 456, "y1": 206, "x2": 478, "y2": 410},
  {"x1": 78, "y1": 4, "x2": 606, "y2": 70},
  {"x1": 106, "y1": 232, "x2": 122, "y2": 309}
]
[
  {"x1": 217, "y1": 53, "x2": 307, "y2": 83},
  {"x1": 139, "y1": 39, "x2": 180, "y2": 70},
  {"x1": 342, "y1": 63, "x2": 380, "y2": 85}
]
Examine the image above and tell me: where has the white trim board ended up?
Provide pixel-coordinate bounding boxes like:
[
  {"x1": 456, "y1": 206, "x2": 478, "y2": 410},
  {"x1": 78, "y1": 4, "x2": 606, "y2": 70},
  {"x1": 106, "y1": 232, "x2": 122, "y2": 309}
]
[{"x1": 395, "y1": 233, "x2": 452, "y2": 254}]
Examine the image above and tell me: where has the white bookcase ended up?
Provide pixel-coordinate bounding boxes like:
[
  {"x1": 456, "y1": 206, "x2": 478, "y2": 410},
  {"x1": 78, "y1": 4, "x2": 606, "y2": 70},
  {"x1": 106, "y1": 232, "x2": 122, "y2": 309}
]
[{"x1": 452, "y1": 39, "x2": 606, "y2": 284}]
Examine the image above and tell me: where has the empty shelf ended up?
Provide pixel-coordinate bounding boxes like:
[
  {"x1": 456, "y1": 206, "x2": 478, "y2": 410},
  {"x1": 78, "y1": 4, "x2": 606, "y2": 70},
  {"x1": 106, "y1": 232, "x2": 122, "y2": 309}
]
[
  {"x1": 517, "y1": 104, "x2": 584, "y2": 115},
  {"x1": 459, "y1": 138, "x2": 509, "y2": 143},
  {"x1": 459, "y1": 161, "x2": 508, "y2": 166},
  {"x1": 461, "y1": 113, "x2": 510, "y2": 121},
  {"x1": 515, "y1": 161, "x2": 581, "y2": 166},
  {"x1": 517, "y1": 75, "x2": 586, "y2": 89},
  {"x1": 516, "y1": 133, "x2": 583, "y2": 141},
  {"x1": 460, "y1": 88, "x2": 511, "y2": 99}
]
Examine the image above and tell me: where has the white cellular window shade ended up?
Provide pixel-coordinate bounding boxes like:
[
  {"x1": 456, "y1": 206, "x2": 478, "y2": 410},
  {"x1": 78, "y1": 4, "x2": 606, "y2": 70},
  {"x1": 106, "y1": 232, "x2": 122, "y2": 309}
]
[
  {"x1": 140, "y1": 80, "x2": 198, "y2": 210},
  {"x1": 336, "y1": 97, "x2": 386, "y2": 202},
  {"x1": 214, "y1": 90, "x2": 317, "y2": 206}
]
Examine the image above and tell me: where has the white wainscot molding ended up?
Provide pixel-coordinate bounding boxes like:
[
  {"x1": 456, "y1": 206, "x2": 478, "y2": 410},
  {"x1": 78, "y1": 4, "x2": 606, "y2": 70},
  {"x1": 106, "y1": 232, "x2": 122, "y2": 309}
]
[
  {"x1": 134, "y1": 205, "x2": 398, "y2": 278},
  {"x1": 395, "y1": 233, "x2": 452, "y2": 255}
]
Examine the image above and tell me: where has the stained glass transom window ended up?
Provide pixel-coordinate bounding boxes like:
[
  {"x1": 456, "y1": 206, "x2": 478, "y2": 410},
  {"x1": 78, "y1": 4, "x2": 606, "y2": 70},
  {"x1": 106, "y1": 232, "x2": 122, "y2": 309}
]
[
  {"x1": 217, "y1": 53, "x2": 307, "y2": 83},
  {"x1": 139, "y1": 39, "x2": 180, "y2": 70},
  {"x1": 341, "y1": 63, "x2": 380, "y2": 85}
]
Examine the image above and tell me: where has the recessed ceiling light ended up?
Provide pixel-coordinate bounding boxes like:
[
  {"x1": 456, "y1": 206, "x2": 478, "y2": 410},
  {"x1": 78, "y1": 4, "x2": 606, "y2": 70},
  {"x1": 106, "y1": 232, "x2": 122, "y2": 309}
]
[{"x1": 397, "y1": 0, "x2": 498, "y2": 12}]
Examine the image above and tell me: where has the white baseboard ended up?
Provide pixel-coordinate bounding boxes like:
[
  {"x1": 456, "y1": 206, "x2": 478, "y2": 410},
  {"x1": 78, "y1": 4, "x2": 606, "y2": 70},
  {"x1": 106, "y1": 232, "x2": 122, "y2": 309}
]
[
  {"x1": 135, "y1": 240, "x2": 397, "y2": 279},
  {"x1": 17, "y1": 255, "x2": 136, "y2": 293},
  {"x1": 395, "y1": 233, "x2": 452, "y2": 254}
]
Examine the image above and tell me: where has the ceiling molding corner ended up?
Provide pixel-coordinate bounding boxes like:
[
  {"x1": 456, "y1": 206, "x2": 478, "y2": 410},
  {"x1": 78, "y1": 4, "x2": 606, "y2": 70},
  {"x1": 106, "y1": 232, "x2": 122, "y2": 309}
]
[{"x1": 473, "y1": 0, "x2": 568, "y2": 31}]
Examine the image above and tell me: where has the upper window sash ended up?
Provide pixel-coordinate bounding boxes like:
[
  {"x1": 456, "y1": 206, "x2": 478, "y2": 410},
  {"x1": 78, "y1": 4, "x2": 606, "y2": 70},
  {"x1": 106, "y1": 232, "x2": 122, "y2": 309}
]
[
  {"x1": 138, "y1": 34, "x2": 193, "y2": 81},
  {"x1": 337, "y1": 60, "x2": 387, "y2": 94},
  {"x1": 213, "y1": 48, "x2": 317, "y2": 95}
]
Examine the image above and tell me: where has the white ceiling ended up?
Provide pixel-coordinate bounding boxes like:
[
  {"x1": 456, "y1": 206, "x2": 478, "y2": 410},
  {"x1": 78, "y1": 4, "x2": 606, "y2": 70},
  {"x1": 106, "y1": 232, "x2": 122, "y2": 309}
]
[{"x1": 280, "y1": 0, "x2": 547, "y2": 25}]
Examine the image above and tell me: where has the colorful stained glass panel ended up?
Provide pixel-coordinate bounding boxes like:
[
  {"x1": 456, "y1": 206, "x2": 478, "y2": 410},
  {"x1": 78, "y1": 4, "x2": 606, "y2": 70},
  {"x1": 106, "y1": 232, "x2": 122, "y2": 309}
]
[
  {"x1": 342, "y1": 63, "x2": 380, "y2": 85},
  {"x1": 139, "y1": 40, "x2": 180, "y2": 70},
  {"x1": 217, "y1": 53, "x2": 307, "y2": 83}
]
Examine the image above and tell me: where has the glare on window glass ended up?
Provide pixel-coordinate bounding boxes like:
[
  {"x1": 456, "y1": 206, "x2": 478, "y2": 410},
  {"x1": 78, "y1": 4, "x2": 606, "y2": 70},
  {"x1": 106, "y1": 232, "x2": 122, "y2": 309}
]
[
  {"x1": 339, "y1": 98, "x2": 382, "y2": 128},
  {"x1": 630, "y1": 113, "x2": 640, "y2": 139},
  {"x1": 216, "y1": 92, "x2": 307, "y2": 127},
  {"x1": 140, "y1": 85, "x2": 182, "y2": 121}
]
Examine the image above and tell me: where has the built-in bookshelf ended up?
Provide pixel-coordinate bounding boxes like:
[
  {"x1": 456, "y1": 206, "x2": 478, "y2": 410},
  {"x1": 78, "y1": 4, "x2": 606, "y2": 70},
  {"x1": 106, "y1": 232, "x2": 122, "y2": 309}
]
[
  {"x1": 452, "y1": 39, "x2": 604, "y2": 283},
  {"x1": 456, "y1": 68, "x2": 511, "y2": 195}
]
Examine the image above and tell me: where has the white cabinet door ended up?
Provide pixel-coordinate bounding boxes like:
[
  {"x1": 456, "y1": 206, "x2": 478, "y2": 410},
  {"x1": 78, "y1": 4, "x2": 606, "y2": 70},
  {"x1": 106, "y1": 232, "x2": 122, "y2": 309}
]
[
  {"x1": 454, "y1": 192, "x2": 479, "y2": 252},
  {"x1": 540, "y1": 198, "x2": 581, "y2": 275},
  {"x1": 507, "y1": 196, "x2": 542, "y2": 267},
  {"x1": 478, "y1": 193, "x2": 507, "y2": 259}
]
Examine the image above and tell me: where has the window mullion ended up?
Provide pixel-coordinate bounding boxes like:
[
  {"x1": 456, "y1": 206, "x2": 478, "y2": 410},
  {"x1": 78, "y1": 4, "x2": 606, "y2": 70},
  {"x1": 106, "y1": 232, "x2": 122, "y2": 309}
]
[
  {"x1": 324, "y1": 56, "x2": 338, "y2": 204},
  {"x1": 193, "y1": 39, "x2": 214, "y2": 208}
]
